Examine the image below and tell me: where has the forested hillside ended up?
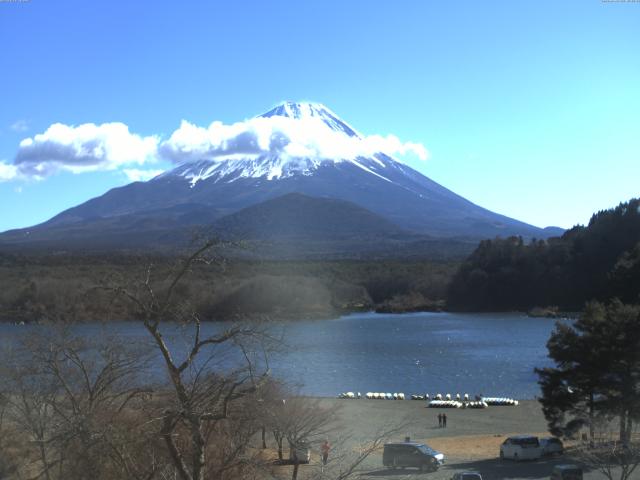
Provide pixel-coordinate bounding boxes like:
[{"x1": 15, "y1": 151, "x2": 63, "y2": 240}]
[
  {"x1": 0, "y1": 254, "x2": 456, "y2": 322},
  {"x1": 447, "y1": 198, "x2": 640, "y2": 311},
  {"x1": 6, "y1": 198, "x2": 639, "y2": 321}
]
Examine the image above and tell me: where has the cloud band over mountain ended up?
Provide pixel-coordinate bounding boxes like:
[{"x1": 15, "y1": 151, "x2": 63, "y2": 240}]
[
  {"x1": 159, "y1": 116, "x2": 429, "y2": 165},
  {"x1": 1, "y1": 108, "x2": 429, "y2": 182}
]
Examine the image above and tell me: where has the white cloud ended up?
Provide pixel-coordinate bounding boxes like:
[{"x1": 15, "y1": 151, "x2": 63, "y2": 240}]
[
  {"x1": 10, "y1": 119, "x2": 29, "y2": 133},
  {"x1": 159, "y1": 116, "x2": 429, "y2": 165},
  {"x1": 0, "y1": 161, "x2": 18, "y2": 182},
  {"x1": 361, "y1": 134, "x2": 429, "y2": 161},
  {"x1": 14, "y1": 122, "x2": 159, "y2": 179},
  {"x1": 122, "y1": 168, "x2": 165, "y2": 182},
  {"x1": 6, "y1": 108, "x2": 429, "y2": 183}
]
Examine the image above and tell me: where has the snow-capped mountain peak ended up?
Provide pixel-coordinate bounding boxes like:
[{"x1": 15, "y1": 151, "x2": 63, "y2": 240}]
[
  {"x1": 259, "y1": 101, "x2": 361, "y2": 138},
  {"x1": 165, "y1": 101, "x2": 401, "y2": 186},
  {"x1": 4, "y1": 102, "x2": 558, "y2": 246}
]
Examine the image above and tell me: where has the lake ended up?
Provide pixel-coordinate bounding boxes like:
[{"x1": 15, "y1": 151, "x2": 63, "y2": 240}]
[{"x1": 0, "y1": 312, "x2": 561, "y2": 399}]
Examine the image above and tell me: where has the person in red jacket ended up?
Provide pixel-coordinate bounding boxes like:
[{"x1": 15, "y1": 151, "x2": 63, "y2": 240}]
[{"x1": 321, "y1": 440, "x2": 331, "y2": 465}]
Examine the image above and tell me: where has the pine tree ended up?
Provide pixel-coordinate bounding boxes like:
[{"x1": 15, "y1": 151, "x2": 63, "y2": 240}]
[{"x1": 536, "y1": 300, "x2": 640, "y2": 444}]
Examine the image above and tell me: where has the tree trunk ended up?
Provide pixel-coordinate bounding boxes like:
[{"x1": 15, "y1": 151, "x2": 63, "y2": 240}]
[
  {"x1": 261, "y1": 426, "x2": 267, "y2": 449},
  {"x1": 190, "y1": 419, "x2": 207, "y2": 480},
  {"x1": 161, "y1": 414, "x2": 192, "y2": 480},
  {"x1": 589, "y1": 392, "x2": 595, "y2": 446},
  {"x1": 623, "y1": 412, "x2": 632, "y2": 446},
  {"x1": 273, "y1": 433, "x2": 283, "y2": 460},
  {"x1": 37, "y1": 440, "x2": 52, "y2": 480},
  {"x1": 291, "y1": 460, "x2": 299, "y2": 480},
  {"x1": 619, "y1": 410, "x2": 627, "y2": 445}
]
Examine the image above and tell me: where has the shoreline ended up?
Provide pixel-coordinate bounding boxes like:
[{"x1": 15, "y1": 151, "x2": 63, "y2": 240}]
[
  {"x1": 0, "y1": 300, "x2": 582, "y2": 326},
  {"x1": 324, "y1": 398, "x2": 550, "y2": 443},
  {"x1": 322, "y1": 396, "x2": 548, "y2": 439},
  {"x1": 283, "y1": 398, "x2": 575, "y2": 479},
  {"x1": 268, "y1": 397, "x2": 614, "y2": 479},
  {"x1": 1, "y1": 306, "x2": 581, "y2": 324},
  {"x1": 330, "y1": 395, "x2": 539, "y2": 401}
]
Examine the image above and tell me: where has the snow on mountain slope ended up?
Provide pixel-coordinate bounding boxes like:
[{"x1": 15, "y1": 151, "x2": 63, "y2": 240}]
[
  {"x1": 162, "y1": 101, "x2": 418, "y2": 185},
  {"x1": 170, "y1": 153, "x2": 396, "y2": 186}
]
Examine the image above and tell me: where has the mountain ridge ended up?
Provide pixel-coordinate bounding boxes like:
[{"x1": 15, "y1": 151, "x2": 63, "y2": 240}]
[{"x1": 0, "y1": 101, "x2": 564, "y2": 254}]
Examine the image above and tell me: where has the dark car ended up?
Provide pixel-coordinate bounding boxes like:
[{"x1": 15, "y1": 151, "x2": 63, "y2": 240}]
[
  {"x1": 383, "y1": 442, "x2": 444, "y2": 471},
  {"x1": 452, "y1": 472, "x2": 483, "y2": 480},
  {"x1": 550, "y1": 464, "x2": 583, "y2": 480},
  {"x1": 288, "y1": 442, "x2": 310, "y2": 464}
]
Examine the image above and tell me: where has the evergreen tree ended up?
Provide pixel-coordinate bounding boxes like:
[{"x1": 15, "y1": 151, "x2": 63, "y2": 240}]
[
  {"x1": 536, "y1": 300, "x2": 640, "y2": 444},
  {"x1": 448, "y1": 197, "x2": 640, "y2": 311}
]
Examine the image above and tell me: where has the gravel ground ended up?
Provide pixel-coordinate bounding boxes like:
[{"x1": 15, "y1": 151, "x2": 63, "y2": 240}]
[{"x1": 269, "y1": 399, "x2": 640, "y2": 480}]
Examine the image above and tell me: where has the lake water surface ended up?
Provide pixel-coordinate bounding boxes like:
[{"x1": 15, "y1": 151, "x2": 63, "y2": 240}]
[{"x1": 1, "y1": 312, "x2": 561, "y2": 399}]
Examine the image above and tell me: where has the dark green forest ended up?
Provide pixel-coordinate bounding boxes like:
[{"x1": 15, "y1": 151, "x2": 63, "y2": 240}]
[
  {"x1": 0, "y1": 253, "x2": 455, "y2": 323},
  {"x1": 3, "y1": 198, "x2": 640, "y2": 322},
  {"x1": 448, "y1": 198, "x2": 640, "y2": 311}
]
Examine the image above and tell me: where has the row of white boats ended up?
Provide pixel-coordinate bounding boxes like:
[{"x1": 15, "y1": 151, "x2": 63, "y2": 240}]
[
  {"x1": 337, "y1": 392, "x2": 407, "y2": 400},
  {"x1": 337, "y1": 392, "x2": 519, "y2": 408}
]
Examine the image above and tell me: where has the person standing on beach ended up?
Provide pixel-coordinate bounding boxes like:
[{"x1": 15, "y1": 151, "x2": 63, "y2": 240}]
[
  {"x1": 321, "y1": 440, "x2": 330, "y2": 465},
  {"x1": 442, "y1": 413, "x2": 447, "y2": 428},
  {"x1": 437, "y1": 413, "x2": 442, "y2": 428}
]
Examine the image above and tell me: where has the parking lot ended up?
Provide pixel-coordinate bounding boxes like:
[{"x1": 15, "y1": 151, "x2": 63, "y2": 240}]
[{"x1": 278, "y1": 398, "x2": 640, "y2": 480}]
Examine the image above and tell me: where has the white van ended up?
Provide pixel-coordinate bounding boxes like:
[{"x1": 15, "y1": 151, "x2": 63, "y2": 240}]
[{"x1": 499, "y1": 435, "x2": 542, "y2": 461}]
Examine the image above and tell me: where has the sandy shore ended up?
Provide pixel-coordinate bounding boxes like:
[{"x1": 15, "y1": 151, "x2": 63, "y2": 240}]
[
  {"x1": 319, "y1": 398, "x2": 550, "y2": 461},
  {"x1": 267, "y1": 398, "x2": 633, "y2": 480}
]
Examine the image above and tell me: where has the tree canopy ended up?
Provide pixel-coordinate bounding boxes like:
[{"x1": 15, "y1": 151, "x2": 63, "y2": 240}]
[
  {"x1": 448, "y1": 198, "x2": 640, "y2": 311},
  {"x1": 536, "y1": 300, "x2": 640, "y2": 444}
]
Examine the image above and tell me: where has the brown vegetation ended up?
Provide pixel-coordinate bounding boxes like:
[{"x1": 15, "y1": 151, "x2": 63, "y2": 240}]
[
  {"x1": 0, "y1": 242, "x2": 407, "y2": 480},
  {"x1": 0, "y1": 252, "x2": 457, "y2": 323}
]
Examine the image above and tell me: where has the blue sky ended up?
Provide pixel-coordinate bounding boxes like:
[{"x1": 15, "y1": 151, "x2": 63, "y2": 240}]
[{"x1": 0, "y1": 0, "x2": 638, "y2": 232}]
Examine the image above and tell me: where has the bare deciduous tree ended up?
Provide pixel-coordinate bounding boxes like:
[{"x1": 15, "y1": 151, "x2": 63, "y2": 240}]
[
  {"x1": 276, "y1": 397, "x2": 339, "y2": 480},
  {"x1": 574, "y1": 418, "x2": 640, "y2": 480},
  {"x1": 0, "y1": 330, "x2": 159, "y2": 480},
  {"x1": 0, "y1": 386, "x2": 18, "y2": 479},
  {"x1": 105, "y1": 240, "x2": 275, "y2": 480},
  {"x1": 1, "y1": 240, "x2": 406, "y2": 480}
]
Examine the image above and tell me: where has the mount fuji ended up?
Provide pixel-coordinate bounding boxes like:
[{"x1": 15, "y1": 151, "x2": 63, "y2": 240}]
[{"x1": 0, "y1": 102, "x2": 562, "y2": 256}]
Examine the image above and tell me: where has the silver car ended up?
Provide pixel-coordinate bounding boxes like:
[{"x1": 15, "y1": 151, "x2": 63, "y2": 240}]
[
  {"x1": 540, "y1": 437, "x2": 564, "y2": 456},
  {"x1": 499, "y1": 435, "x2": 543, "y2": 461}
]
